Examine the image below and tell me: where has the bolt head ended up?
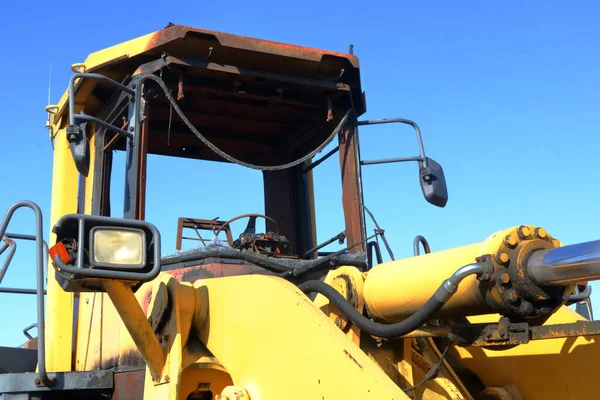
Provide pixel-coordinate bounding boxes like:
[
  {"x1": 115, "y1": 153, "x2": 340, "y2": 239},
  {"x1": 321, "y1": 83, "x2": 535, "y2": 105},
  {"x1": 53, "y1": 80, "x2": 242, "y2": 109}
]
[
  {"x1": 496, "y1": 252, "x2": 510, "y2": 265},
  {"x1": 535, "y1": 227, "x2": 547, "y2": 239},
  {"x1": 499, "y1": 272, "x2": 511, "y2": 284},
  {"x1": 552, "y1": 239, "x2": 561, "y2": 247},
  {"x1": 504, "y1": 234, "x2": 517, "y2": 248},
  {"x1": 517, "y1": 226, "x2": 531, "y2": 239}
]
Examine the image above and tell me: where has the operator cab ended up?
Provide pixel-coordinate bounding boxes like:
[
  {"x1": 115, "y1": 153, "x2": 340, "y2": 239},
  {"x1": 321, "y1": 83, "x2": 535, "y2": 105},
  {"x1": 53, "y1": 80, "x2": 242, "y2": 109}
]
[{"x1": 57, "y1": 24, "x2": 447, "y2": 281}]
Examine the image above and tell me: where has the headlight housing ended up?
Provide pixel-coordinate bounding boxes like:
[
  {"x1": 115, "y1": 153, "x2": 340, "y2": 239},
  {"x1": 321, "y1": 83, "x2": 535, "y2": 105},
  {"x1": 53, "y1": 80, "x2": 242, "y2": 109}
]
[
  {"x1": 90, "y1": 227, "x2": 145, "y2": 269},
  {"x1": 51, "y1": 214, "x2": 161, "y2": 293}
]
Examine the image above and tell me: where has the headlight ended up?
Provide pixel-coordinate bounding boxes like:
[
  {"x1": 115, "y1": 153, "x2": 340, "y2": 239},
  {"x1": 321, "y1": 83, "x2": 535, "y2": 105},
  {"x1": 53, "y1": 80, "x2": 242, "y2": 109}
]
[{"x1": 90, "y1": 227, "x2": 145, "y2": 269}]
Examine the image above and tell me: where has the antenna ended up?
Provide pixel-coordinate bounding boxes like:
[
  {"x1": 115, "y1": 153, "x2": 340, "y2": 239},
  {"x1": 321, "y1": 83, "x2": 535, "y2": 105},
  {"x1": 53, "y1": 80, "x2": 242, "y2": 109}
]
[{"x1": 45, "y1": 56, "x2": 53, "y2": 136}]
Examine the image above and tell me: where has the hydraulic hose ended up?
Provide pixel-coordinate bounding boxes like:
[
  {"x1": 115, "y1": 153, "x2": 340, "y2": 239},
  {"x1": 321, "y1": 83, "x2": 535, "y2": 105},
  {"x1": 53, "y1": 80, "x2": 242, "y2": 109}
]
[
  {"x1": 299, "y1": 263, "x2": 485, "y2": 338},
  {"x1": 161, "y1": 246, "x2": 367, "y2": 275}
]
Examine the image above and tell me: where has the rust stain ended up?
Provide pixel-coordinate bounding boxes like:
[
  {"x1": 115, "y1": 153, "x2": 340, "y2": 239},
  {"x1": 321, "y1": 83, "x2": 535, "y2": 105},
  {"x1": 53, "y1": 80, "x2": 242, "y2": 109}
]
[
  {"x1": 144, "y1": 24, "x2": 360, "y2": 67},
  {"x1": 113, "y1": 369, "x2": 145, "y2": 400},
  {"x1": 138, "y1": 262, "x2": 271, "y2": 313},
  {"x1": 23, "y1": 337, "x2": 38, "y2": 350},
  {"x1": 343, "y1": 349, "x2": 363, "y2": 370}
]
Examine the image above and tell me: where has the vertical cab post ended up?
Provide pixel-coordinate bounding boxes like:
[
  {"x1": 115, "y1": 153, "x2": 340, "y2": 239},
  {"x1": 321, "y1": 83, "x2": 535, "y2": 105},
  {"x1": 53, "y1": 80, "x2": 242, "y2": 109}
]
[{"x1": 338, "y1": 120, "x2": 366, "y2": 253}]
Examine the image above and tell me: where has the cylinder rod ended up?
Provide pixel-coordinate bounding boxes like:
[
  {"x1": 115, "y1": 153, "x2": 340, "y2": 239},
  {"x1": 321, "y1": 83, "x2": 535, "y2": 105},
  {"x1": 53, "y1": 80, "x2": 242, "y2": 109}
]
[{"x1": 527, "y1": 239, "x2": 600, "y2": 286}]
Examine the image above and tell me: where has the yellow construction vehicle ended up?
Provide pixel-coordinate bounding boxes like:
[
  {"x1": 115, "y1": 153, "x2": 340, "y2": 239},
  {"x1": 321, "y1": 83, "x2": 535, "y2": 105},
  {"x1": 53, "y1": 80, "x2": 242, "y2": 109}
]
[{"x1": 0, "y1": 24, "x2": 599, "y2": 399}]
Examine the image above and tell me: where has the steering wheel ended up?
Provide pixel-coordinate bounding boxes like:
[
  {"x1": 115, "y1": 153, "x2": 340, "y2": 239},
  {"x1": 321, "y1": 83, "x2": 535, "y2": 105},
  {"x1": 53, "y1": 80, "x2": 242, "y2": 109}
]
[{"x1": 215, "y1": 213, "x2": 280, "y2": 240}]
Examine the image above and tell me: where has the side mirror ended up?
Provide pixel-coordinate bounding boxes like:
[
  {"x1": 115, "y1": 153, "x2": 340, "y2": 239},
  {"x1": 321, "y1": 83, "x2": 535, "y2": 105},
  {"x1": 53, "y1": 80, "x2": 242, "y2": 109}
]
[
  {"x1": 50, "y1": 214, "x2": 161, "y2": 292},
  {"x1": 419, "y1": 158, "x2": 448, "y2": 208},
  {"x1": 66, "y1": 119, "x2": 90, "y2": 177},
  {"x1": 357, "y1": 118, "x2": 449, "y2": 208}
]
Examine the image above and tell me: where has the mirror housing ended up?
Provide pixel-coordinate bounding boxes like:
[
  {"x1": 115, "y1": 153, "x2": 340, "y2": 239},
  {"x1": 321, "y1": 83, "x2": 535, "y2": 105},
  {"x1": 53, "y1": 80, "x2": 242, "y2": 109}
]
[
  {"x1": 419, "y1": 158, "x2": 448, "y2": 208},
  {"x1": 50, "y1": 214, "x2": 161, "y2": 292},
  {"x1": 66, "y1": 119, "x2": 90, "y2": 177}
]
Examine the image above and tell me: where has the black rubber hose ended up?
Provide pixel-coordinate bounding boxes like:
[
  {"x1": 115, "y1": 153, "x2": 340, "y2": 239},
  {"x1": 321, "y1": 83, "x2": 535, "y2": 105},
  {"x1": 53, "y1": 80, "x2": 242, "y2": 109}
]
[
  {"x1": 161, "y1": 246, "x2": 367, "y2": 275},
  {"x1": 299, "y1": 280, "x2": 444, "y2": 338},
  {"x1": 299, "y1": 262, "x2": 486, "y2": 338}
]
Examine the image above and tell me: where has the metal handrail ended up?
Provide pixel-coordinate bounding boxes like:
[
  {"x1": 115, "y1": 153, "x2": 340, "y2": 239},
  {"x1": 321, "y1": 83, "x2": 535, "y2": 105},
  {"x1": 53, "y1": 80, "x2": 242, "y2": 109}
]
[
  {"x1": 0, "y1": 236, "x2": 17, "y2": 284},
  {"x1": 68, "y1": 73, "x2": 135, "y2": 140},
  {"x1": 0, "y1": 201, "x2": 54, "y2": 386},
  {"x1": 0, "y1": 234, "x2": 49, "y2": 295}
]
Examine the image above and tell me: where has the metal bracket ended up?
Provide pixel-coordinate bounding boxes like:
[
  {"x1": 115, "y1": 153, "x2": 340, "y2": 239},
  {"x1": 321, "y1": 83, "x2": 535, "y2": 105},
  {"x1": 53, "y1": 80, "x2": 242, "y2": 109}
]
[
  {"x1": 471, "y1": 317, "x2": 529, "y2": 347},
  {"x1": 426, "y1": 318, "x2": 600, "y2": 348}
]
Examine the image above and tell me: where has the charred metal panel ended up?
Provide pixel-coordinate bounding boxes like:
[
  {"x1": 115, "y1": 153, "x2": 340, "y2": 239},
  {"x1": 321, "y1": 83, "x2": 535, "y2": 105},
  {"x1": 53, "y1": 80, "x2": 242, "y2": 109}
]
[
  {"x1": 263, "y1": 164, "x2": 315, "y2": 257},
  {"x1": 338, "y1": 123, "x2": 366, "y2": 253}
]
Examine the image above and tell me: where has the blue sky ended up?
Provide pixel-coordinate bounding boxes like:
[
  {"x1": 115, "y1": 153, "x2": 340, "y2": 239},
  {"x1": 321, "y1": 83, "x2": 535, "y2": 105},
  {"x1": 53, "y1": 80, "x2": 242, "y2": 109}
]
[{"x1": 0, "y1": 1, "x2": 598, "y2": 346}]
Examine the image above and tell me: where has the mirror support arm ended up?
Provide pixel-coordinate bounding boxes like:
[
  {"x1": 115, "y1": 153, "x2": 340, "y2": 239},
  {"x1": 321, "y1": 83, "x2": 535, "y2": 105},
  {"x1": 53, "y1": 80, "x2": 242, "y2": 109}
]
[
  {"x1": 360, "y1": 156, "x2": 426, "y2": 166},
  {"x1": 357, "y1": 118, "x2": 428, "y2": 168}
]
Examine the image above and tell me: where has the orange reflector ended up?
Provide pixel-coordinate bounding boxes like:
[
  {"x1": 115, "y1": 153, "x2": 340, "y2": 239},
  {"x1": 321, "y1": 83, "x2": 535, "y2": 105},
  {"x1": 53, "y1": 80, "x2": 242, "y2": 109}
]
[{"x1": 49, "y1": 242, "x2": 71, "y2": 265}]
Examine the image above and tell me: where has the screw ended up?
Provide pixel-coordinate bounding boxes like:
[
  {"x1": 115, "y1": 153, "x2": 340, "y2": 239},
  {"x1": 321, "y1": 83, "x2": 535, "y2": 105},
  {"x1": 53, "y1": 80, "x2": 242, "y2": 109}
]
[
  {"x1": 517, "y1": 226, "x2": 531, "y2": 240},
  {"x1": 504, "y1": 234, "x2": 517, "y2": 248},
  {"x1": 85, "y1": 298, "x2": 89, "y2": 304},
  {"x1": 534, "y1": 227, "x2": 547, "y2": 239},
  {"x1": 129, "y1": 126, "x2": 135, "y2": 132},
  {"x1": 34, "y1": 378, "x2": 41, "y2": 386},
  {"x1": 496, "y1": 252, "x2": 510, "y2": 265},
  {"x1": 334, "y1": 318, "x2": 343, "y2": 328}
]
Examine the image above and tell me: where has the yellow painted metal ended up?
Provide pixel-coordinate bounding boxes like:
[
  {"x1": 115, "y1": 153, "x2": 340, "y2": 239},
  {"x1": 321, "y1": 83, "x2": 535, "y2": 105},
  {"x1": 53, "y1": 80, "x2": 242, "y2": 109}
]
[
  {"x1": 217, "y1": 386, "x2": 251, "y2": 399},
  {"x1": 70, "y1": 63, "x2": 87, "y2": 73},
  {"x1": 74, "y1": 292, "x2": 103, "y2": 370},
  {"x1": 142, "y1": 275, "x2": 206, "y2": 399},
  {"x1": 195, "y1": 274, "x2": 408, "y2": 399},
  {"x1": 71, "y1": 130, "x2": 122, "y2": 372},
  {"x1": 53, "y1": 31, "x2": 157, "y2": 120},
  {"x1": 363, "y1": 226, "x2": 536, "y2": 321},
  {"x1": 74, "y1": 130, "x2": 102, "y2": 370},
  {"x1": 398, "y1": 339, "x2": 414, "y2": 388},
  {"x1": 409, "y1": 340, "x2": 469, "y2": 400},
  {"x1": 45, "y1": 126, "x2": 78, "y2": 372},
  {"x1": 104, "y1": 281, "x2": 165, "y2": 381},
  {"x1": 180, "y1": 368, "x2": 232, "y2": 400},
  {"x1": 180, "y1": 343, "x2": 233, "y2": 400},
  {"x1": 425, "y1": 338, "x2": 472, "y2": 400},
  {"x1": 452, "y1": 307, "x2": 600, "y2": 399}
]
